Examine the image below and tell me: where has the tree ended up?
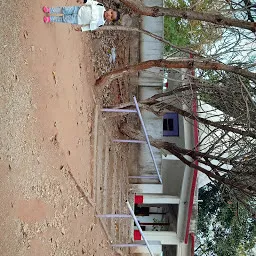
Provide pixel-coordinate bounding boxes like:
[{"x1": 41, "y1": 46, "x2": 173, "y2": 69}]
[
  {"x1": 118, "y1": 0, "x2": 256, "y2": 31},
  {"x1": 95, "y1": 0, "x2": 256, "y2": 213},
  {"x1": 195, "y1": 183, "x2": 256, "y2": 256},
  {"x1": 92, "y1": 2, "x2": 256, "y2": 254},
  {"x1": 228, "y1": 0, "x2": 256, "y2": 22},
  {"x1": 95, "y1": 59, "x2": 256, "y2": 87},
  {"x1": 117, "y1": 0, "x2": 256, "y2": 64},
  {"x1": 119, "y1": 122, "x2": 256, "y2": 204},
  {"x1": 163, "y1": 0, "x2": 222, "y2": 53},
  {"x1": 102, "y1": 74, "x2": 256, "y2": 213}
]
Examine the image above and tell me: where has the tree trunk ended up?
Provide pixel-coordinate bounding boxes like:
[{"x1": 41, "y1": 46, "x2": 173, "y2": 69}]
[
  {"x1": 98, "y1": 25, "x2": 197, "y2": 56},
  {"x1": 119, "y1": 0, "x2": 256, "y2": 31},
  {"x1": 95, "y1": 59, "x2": 256, "y2": 86},
  {"x1": 109, "y1": 97, "x2": 256, "y2": 139},
  {"x1": 119, "y1": 123, "x2": 256, "y2": 195},
  {"x1": 146, "y1": 101, "x2": 256, "y2": 139}
]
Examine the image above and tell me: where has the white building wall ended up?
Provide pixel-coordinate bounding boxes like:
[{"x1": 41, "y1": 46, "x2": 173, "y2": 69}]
[
  {"x1": 139, "y1": 0, "x2": 164, "y2": 88},
  {"x1": 138, "y1": 86, "x2": 163, "y2": 176},
  {"x1": 137, "y1": 0, "x2": 164, "y2": 177}
]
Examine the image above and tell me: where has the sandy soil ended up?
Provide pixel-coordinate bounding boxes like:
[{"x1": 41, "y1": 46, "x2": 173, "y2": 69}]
[{"x1": 0, "y1": 0, "x2": 137, "y2": 255}]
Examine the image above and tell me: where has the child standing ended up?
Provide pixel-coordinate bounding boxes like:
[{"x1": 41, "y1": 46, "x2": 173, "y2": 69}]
[{"x1": 43, "y1": 0, "x2": 120, "y2": 32}]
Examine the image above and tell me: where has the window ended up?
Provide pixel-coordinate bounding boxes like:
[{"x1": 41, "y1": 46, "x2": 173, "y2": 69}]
[{"x1": 163, "y1": 113, "x2": 179, "y2": 136}]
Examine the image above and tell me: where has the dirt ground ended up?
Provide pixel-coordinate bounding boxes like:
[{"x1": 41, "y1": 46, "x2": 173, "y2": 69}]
[{"x1": 0, "y1": 0, "x2": 138, "y2": 255}]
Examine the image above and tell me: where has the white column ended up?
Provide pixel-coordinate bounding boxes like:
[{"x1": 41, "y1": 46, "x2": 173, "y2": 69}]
[
  {"x1": 138, "y1": 194, "x2": 180, "y2": 204},
  {"x1": 177, "y1": 242, "x2": 190, "y2": 256},
  {"x1": 130, "y1": 184, "x2": 163, "y2": 194},
  {"x1": 143, "y1": 231, "x2": 180, "y2": 245},
  {"x1": 131, "y1": 245, "x2": 162, "y2": 254}
]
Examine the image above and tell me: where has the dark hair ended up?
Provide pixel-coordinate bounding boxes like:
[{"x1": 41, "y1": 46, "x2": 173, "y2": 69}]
[{"x1": 113, "y1": 10, "x2": 121, "y2": 22}]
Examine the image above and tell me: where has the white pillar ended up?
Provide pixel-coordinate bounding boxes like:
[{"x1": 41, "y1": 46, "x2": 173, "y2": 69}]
[
  {"x1": 130, "y1": 241, "x2": 162, "y2": 254},
  {"x1": 143, "y1": 231, "x2": 179, "y2": 245},
  {"x1": 131, "y1": 245, "x2": 162, "y2": 255},
  {"x1": 177, "y1": 242, "x2": 190, "y2": 256},
  {"x1": 137, "y1": 194, "x2": 180, "y2": 204},
  {"x1": 130, "y1": 184, "x2": 163, "y2": 194}
]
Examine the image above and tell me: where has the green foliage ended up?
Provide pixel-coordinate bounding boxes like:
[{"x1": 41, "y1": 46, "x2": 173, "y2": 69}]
[
  {"x1": 164, "y1": 16, "x2": 190, "y2": 52},
  {"x1": 196, "y1": 184, "x2": 256, "y2": 256},
  {"x1": 163, "y1": 0, "x2": 222, "y2": 53}
]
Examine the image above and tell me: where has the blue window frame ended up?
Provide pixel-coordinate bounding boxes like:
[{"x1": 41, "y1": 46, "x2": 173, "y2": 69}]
[{"x1": 163, "y1": 113, "x2": 179, "y2": 136}]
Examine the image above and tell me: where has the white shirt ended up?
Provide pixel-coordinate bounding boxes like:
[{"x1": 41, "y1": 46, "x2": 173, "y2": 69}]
[{"x1": 77, "y1": 0, "x2": 106, "y2": 32}]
